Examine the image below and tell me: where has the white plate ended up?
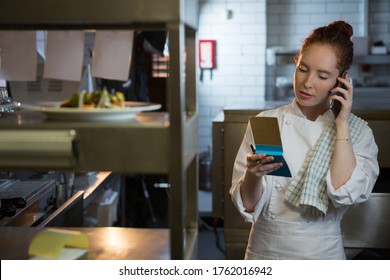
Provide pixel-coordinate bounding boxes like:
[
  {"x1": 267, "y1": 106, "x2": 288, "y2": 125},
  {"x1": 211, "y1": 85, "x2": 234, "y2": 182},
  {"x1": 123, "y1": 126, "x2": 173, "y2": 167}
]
[{"x1": 22, "y1": 101, "x2": 162, "y2": 122}]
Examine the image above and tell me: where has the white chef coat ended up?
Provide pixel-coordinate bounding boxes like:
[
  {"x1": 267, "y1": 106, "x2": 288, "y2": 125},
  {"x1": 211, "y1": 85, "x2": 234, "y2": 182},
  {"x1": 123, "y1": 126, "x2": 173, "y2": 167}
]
[{"x1": 230, "y1": 100, "x2": 379, "y2": 260}]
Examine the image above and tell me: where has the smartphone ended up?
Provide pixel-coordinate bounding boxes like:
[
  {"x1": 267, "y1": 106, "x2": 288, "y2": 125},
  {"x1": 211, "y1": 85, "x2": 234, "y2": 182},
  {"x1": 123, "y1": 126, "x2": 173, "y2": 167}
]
[{"x1": 330, "y1": 70, "x2": 348, "y2": 116}]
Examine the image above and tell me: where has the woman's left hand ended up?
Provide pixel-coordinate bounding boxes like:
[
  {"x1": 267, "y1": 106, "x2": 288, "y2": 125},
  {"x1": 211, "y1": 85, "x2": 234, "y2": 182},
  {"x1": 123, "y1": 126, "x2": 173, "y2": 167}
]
[{"x1": 330, "y1": 72, "x2": 353, "y2": 124}]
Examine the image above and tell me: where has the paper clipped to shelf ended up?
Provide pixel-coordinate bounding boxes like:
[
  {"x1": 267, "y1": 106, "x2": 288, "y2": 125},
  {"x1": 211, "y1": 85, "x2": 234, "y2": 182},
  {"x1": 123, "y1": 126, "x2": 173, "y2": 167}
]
[{"x1": 250, "y1": 116, "x2": 291, "y2": 177}]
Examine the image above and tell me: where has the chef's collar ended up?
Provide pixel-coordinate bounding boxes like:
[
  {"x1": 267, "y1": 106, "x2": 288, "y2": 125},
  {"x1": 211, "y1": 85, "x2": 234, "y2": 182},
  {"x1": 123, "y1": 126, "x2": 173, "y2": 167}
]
[{"x1": 291, "y1": 98, "x2": 334, "y2": 122}]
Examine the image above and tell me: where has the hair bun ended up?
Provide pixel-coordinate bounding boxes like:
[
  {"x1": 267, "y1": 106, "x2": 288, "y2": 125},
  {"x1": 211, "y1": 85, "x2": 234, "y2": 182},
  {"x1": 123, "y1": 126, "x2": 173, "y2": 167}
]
[
  {"x1": 298, "y1": 20, "x2": 355, "y2": 72},
  {"x1": 328, "y1": 20, "x2": 353, "y2": 38}
]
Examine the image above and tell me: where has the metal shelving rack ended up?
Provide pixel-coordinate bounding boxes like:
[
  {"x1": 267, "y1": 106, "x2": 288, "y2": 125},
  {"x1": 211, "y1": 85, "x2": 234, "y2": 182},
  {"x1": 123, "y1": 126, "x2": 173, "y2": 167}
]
[{"x1": 0, "y1": 0, "x2": 199, "y2": 260}]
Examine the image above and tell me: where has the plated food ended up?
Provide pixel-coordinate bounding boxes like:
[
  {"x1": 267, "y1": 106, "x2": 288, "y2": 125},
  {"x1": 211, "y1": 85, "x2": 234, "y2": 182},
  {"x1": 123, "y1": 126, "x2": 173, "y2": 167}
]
[
  {"x1": 60, "y1": 89, "x2": 125, "y2": 109},
  {"x1": 21, "y1": 89, "x2": 162, "y2": 122}
]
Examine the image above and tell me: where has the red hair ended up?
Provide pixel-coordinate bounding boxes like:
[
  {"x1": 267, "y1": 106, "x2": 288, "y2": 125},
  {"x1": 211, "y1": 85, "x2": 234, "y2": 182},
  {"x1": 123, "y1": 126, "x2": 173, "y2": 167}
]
[{"x1": 296, "y1": 21, "x2": 354, "y2": 74}]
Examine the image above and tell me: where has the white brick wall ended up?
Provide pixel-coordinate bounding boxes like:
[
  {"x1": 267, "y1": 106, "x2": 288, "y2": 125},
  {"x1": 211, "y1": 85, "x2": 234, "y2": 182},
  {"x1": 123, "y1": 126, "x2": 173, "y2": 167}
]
[
  {"x1": 368, "y1": 0, "x2": 390, "y2": 81},
  {"x1": 198, "y1": 0, "x2": 267, "y2": 153},
  {"x1": 266, "y1": 0, "x2": 366, "y2": 48}
]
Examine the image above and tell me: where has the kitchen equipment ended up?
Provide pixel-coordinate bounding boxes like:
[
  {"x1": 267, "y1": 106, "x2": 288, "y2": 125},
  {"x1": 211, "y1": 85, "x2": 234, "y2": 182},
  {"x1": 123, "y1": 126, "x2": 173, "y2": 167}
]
[
  {"x1": 55, "y1": 182, "x2": 69, "y2": 208},
  {"x1": 0, "y1": 197, "x2": 27, "y2": 217},
  {"x1": 0, "y1": 179, "x2": 56, "y2": 226},
  {"x1": 0, "y1": 85, "x2": 20, "y2": 113}
]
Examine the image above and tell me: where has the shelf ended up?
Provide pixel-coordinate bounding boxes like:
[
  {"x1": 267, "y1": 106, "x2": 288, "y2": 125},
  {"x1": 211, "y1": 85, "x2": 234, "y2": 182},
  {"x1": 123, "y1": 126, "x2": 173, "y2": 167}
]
[
  {"x1": 353, "y1": 88, "x2": 390, "y2": 110},
  {"x1": 0, "y1": 112, "x2": 170, "y2": 172},
  {"x1": 271, "y1": 53, "x2": 390, "y2": 65},
  {"x1": 355, "y1": 87, "x2": 390, "y2": 94},
  {"x1": 0, "y1": 0, "x2": 199, "y2": 260},
  {"x1": 0, "y1": 112, "x2": 198, "y2": 173},
  {"x1": 354, "y1": 55, "x2": 390, "y2": 64},
  {"x1": 274, "y1": 51, "x2": 298, "y2": 65},
  {"x1": 0, "y1": 0, "x2": 198, "y2": 30}
]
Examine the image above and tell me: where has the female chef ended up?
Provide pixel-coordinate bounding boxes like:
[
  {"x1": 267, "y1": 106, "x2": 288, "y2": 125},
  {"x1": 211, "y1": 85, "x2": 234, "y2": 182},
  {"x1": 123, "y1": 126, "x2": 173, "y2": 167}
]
[{"x1": 230, "y1": 20, "x2": 379, "y2": 259}]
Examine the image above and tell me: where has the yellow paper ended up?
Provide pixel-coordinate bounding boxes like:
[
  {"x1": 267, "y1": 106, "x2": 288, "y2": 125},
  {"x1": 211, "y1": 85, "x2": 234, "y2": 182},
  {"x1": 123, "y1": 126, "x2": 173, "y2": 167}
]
[{"x1": 28, "y1": 228, "x2": 89, "y2": 260}]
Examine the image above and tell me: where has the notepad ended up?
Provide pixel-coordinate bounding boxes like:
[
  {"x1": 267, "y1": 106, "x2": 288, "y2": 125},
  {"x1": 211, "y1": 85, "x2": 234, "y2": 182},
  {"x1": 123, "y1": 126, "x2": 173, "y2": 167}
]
[
  {"x1": 28, "y1": 228, "x2": 89, "y2": 260},
  {"x1": 250, "y1": 116, "x2": 291, "y2": 177}
]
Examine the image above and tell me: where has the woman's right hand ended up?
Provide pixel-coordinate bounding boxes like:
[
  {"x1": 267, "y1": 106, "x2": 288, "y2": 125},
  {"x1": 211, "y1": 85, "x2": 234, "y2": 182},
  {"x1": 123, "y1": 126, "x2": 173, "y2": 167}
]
[
  {"x1": 246, "y1": 152, "x2": 283, "y2": 177},
  {"x1": 241, "y1": 152, "x2": 283, "y2": 212}
]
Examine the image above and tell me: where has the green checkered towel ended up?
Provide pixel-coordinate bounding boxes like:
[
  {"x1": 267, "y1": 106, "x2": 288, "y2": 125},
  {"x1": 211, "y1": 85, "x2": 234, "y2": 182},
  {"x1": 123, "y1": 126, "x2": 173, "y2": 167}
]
[{"x1": 284, "y1": 114, "x2": 367, "y2": 216}]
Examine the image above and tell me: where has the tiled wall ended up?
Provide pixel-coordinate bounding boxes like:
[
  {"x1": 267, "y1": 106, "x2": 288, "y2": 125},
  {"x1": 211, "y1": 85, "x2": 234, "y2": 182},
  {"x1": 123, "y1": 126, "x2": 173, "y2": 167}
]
[
  {"x1": 198, "y1": 0, "x2": 267, "y2": 154},
  {"x1": 369, "y1": 0, "x2": 390, "y2": 45},
  {"x1": 267, "y1": 0, "x2": 367, "y2": 48},
  {"x1": 367, "y1": 0, "x2": 390, "y2": 88},
  {"x1": 198, "y1": 0, "x2": 390, "y2": 154}
]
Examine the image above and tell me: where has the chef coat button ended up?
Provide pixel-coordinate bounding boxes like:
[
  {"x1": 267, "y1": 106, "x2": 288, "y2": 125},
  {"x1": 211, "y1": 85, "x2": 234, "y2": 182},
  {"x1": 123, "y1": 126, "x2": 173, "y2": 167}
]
[
  {"x1": 285, "y1": 120, "x2": 291, "y2": 125},
  {"x1": 274, "y1": 183, "x2": 282, "y2": 191},
  {"x1": 269, "y1": 213, "x2": 276, "y2": 220}
]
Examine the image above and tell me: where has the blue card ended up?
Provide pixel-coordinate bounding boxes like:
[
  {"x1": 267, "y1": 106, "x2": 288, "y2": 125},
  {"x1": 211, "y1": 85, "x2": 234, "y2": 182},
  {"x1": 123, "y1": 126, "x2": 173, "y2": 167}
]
[
  {"x1": 254, "y1": 144, "x2": 291, "y2": 177},
  {"x1": 250, "y1": 117, "x2": 291, "y2": 177}
]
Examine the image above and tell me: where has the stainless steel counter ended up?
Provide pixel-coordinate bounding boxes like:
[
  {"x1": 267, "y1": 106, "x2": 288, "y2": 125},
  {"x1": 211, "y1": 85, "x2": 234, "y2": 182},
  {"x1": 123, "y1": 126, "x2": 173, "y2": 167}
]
[{"x1": 0, "y1": 227, "x2": 170, "y2": 260}]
